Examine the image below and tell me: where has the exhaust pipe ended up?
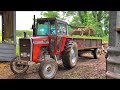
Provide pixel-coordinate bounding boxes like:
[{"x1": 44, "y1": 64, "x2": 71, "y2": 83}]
[{"x1": 24, "y1": 32, "x2": 26, "y2": 38}]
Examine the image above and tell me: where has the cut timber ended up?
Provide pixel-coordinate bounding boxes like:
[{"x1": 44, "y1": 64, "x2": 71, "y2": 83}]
[{"x1": 70, "y1": 27, "x2": 95, "y2": 36}]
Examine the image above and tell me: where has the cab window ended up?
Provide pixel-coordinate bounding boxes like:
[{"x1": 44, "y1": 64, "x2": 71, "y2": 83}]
[
  {"x1": 57, "y1": 23, "x2": 67, "y2": 35},
  {"x1": 37, "y1": 22, "x2": 49, "y2": 36},
  {"x1": 50, "y1": 21, "x2": 56, "y2": 35}
]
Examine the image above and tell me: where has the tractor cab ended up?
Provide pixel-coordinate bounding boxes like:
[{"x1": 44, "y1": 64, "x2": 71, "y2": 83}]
[
  {"x1": 33, "y1": 18, "x2": 68, "y2": 36},
  {"x1": 32, "y1": 17, "x2": 69, "y2": 55}
]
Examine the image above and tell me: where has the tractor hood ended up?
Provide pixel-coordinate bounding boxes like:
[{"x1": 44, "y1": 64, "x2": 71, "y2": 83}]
[{"x1": 31, "y1": 36, "x2": 49, "y2": 44}]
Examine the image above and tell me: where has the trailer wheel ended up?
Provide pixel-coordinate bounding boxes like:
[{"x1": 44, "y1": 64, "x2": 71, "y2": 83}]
[
  {"x1": 10, "y1": 57, "x2": 29, "y2": 74},
  {"x1": 93, "y1": 48, "x2": 101, "y2": 59},
  {"x1": 62, "y1": 41, "x2": 78, "y2": 69},
  {"x1": 78, "y1": 51, "x2": 83, "y2": 57},
  {"x1": 105, "y1": 52, "x2": 108, "y2": 59},
  {"x1": 39, "y1": 59, "x2": 58, "y2": 79}
]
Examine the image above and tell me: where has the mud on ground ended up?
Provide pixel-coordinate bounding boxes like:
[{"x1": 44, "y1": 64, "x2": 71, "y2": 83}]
[{"x1": 0, "y1": 54, "x2": 106, "y2": 79}]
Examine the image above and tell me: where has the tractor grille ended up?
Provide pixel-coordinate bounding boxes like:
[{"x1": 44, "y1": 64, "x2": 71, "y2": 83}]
[{"x1": 19, "y1": 38, "x2": 31, "y2": 61}]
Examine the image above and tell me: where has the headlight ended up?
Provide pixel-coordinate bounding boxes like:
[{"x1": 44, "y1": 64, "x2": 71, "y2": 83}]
[
  {"x1": 21, "y1": 52, "x2": 30, "y2": 57},
  {"x1": 21, "y1": 52, "x2": 27, "y2": 57},
  {"x1": 27, "y1": 53, "x2": 30, "y2": 57},
  {"x1": 21, "y1": 53, "x2": 24, "y2": 56}
]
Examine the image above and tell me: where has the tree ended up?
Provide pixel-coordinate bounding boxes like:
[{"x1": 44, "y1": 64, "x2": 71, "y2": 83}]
[
  {"x1": 92, "y1": 11, "x2": 109, "y2": 36},
  {"x1": 41, "y1": 11, "x2": 109, "y2": 37},
  {"x1": 65, "y1": 11, "x2": 92, "y2": 26},
  {"x1": 43, "y1": 11, "x2": 60, "y2": 18},
  {"x1": 65, "y1": 11, "x2": 109, "y2": 37}
]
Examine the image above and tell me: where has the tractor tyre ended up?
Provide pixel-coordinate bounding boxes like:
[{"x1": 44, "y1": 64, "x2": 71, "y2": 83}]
[
  {"x1": 93, "y1": 48, "x2": 101, "y2": 59},
  {"x1": 10, "y1": 57, "x2": 29, "y2": 74},
  {"x1": 39, "y1": 59, "x2": 58, "y2": 79},
  {"x1": 61, "y1": 40, "x2": 78, "y2": 69}
]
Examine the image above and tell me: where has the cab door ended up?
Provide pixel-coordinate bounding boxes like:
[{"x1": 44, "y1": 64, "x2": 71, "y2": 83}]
[{"x1": 49, "y1": 22, "x2": 67, "y2": 55}]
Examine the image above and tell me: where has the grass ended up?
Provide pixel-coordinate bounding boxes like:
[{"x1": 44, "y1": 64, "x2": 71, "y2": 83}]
[
  {"x1": 72, "y1": 35, "x2": 108, "y2": 43},
  {"x1": 16, "y1": 45, "x2": 19, "y2": 56}
]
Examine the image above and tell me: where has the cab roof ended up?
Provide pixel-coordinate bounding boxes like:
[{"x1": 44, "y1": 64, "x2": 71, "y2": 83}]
[{"x1": 37, "y1": 18, "x2": 68, "y2": 25}]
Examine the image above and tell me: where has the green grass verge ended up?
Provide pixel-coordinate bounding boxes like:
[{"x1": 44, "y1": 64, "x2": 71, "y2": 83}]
[
  {"x1": 16, "y1": 45, "x2": 19, "y2": 56},
  {"x1": 72, "y1": 35, "x2": 108, "y2": 43}
]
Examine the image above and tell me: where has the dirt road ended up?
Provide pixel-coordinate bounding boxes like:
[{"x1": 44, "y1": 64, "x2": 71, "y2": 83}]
[{"x1": 0, "y1": 54, "x2": 106, "y2": 79}]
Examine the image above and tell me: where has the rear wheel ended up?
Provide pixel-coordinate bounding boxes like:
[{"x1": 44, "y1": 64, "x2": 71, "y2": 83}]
[
  {"x1": 39, "y1": 59, "x2": 58, "y2": 79},
  {"x1": 10, "y1": 57, "x2": 29, "y2": 74},
  {"x1": 61, "y1": 40, "x2": 78, "y2": 69},
  {"x1": 93, "y1": 48, "x2": 101, "y2": 59}
]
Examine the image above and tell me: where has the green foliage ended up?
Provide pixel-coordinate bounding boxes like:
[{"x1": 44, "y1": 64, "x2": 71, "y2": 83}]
[
  {"x1": 16, "y1": 45, "x2": 19, "y2": 56},
  {"x1": 65, "y1": 11, "x2": 109, "y2": 37},
  {"x1": 72, "y1": 35, "x2": 101, "y2": 39},
  {"x1": 72, "y1": 35, "x2": 108, "y2": 43},
  {"x1": 43, "y1": 11, "x2": 60, "y2": 18},
  {"x1": 40, "y1": 11, "x2": 109, "y2": 37}
]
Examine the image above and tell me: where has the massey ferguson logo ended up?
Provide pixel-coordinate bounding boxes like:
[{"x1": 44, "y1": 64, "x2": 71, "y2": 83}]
[
  {"x1": 43, "y1": 40, "x2": 49, "y2": 43},
  {"x1": 33, "y1": 40, "x2": 49, "y2": 44}
]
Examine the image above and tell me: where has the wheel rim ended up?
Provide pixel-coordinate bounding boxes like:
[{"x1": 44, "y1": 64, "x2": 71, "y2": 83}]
[
  {"x1": 97, "y1": 49, "x2": 100, "y2": 58},
  {"x1": 43, "y1": 63, "x2": 56, "y2": 78},
  {"x1": 71, "y1": 48, "x2": 77, "y2": 65},
  {"x1": 12, "y1": 61, "x2": 28, "y2": 73}
]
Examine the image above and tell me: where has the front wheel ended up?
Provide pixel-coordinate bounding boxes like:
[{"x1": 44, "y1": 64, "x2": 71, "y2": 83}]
[
  {"x1": 10, "y1": 57, "x2": 29, "y2": 74},
  {"x1": 39, "y1": 59, "x2": 58, "y2": 79}
]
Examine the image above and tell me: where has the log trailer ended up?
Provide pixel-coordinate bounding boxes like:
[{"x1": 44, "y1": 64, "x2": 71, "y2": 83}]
[{"x1": 10, "y1": 15, "x2": 102, "y2": 79}]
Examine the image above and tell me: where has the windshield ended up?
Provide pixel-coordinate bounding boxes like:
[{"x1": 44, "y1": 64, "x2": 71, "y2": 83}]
[
  {"x1": 36, "y1": 20, "x2": 56, "y2": 36},
  {"x1": 37, "y1": 21, "x2": 49, "y2": 36}
]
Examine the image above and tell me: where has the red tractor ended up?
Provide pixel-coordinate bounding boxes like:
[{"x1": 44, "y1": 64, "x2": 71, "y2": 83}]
[{"x1": 10, "y1": 15, "x2": 78, "y2": 79}]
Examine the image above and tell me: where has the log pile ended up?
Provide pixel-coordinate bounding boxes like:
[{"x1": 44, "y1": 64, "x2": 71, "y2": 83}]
[{"x1": 70, "y1": 26, "x2": 95, "y2": 36}]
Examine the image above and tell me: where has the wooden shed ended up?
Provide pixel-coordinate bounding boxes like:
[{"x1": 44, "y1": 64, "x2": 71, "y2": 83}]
[{"x1": 0, "y1": 11, "x2": 16, "y2": 61}]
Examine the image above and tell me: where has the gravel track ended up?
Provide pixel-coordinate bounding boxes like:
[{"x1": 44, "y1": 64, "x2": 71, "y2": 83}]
[{"x1": 0, "y1": 54, "x2": 106, "y2": 79}]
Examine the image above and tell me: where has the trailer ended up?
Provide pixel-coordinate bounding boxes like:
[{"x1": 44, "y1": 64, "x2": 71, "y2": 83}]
[
  {"x1": 73, "y1": 38, "x2": 102, "y2": 59},
  {"x1": 68, "y1": 25, "x2": 102, "y2": 59}
]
